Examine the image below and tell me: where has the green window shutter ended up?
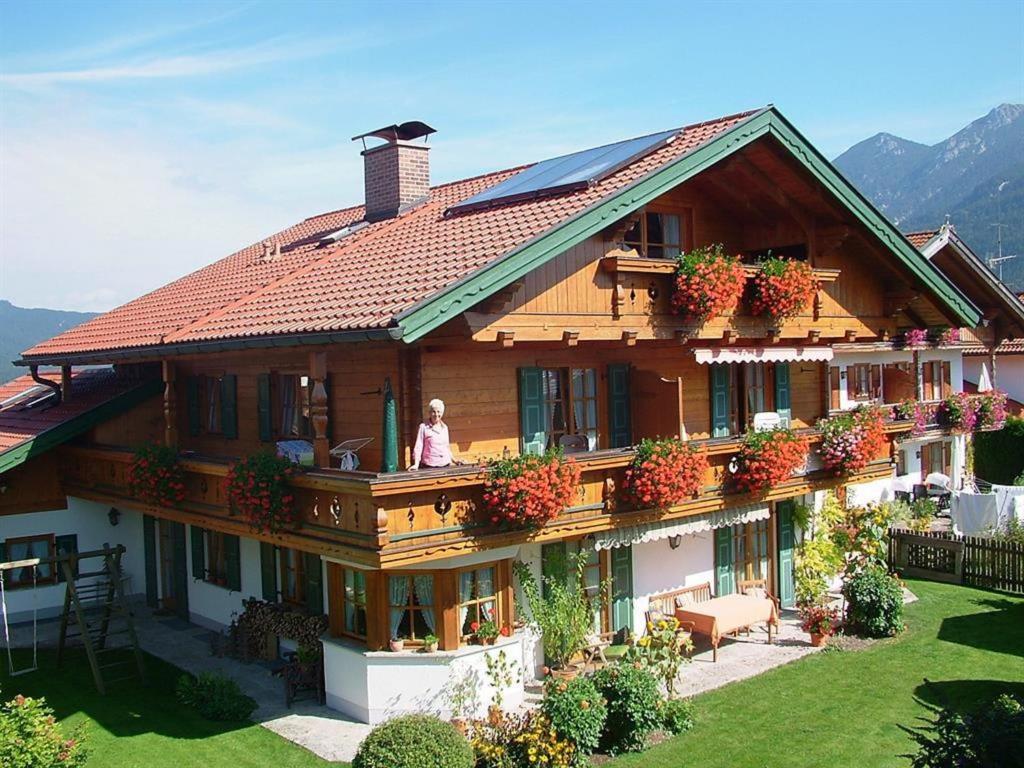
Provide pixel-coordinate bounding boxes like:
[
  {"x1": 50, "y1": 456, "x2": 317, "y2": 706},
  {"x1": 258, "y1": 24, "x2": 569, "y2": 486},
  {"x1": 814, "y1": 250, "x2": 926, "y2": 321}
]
[
  {"x1": 304, "y1": 552, "x2": 324, "y2": 615},
  {"x1": 221, "y1": 374, "x2": 238, "y2": 439},
  {"x1": 711, "y1": 364, "x2": 732, "y2": 438},
  {"x1": 224, "y1": 535, "x2": 241, "y2": 592},
  {"x1": 540, "y1": 541, "x2": 567, "y2": 599},
  {"x1": 607, "y1": 364, "x2": 632, "y2": 449},
  {"x1": 257, "y1": 373, "x2": 273, "y2": 442},
  {"x1": 186, "y1": 377, "x2": 201, "y2": 437},
  {"x1": 55, "y1": 534, "x2": 78, "y2": 582},
  {"x1": 774, "y1": 363, "x2": 791, "y2": 427},
  {"x1": 143, "y1": 515, "x2": 158, "y2": 608},
  {"x1": 776, "y1": 502, "x2": 796, "y2": 608},
  {"x1": 190, "y1": 525, "x2": 205, "y2": 580},
  {"x1": 260, "y1": 542, "x2": 278, "y2": 602},
  {"x1": 518, "y1": 367, "x2": 547, "y2": 456},
  {"x1": 171, "y1": 521, "x2": 189, "y2": 620},
  {"x1": 610, "y1": 544, "x2": 634, "y2": 632},
  {"x1": 714, "y1": 526, "x2": 735, "y2": 596}
]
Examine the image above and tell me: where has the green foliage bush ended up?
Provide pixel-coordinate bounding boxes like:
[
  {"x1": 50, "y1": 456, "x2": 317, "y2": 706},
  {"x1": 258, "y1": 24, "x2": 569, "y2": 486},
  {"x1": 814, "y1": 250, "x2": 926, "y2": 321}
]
[
  {"x1": 175, "y1": 673, "x2": 257, "y2": 722},
  {"x1": 660, "y1": 697, "x2": 696, "y2": 735},
  {"x1": 541, "y1": 675, "x2": 607, "y2": 764},
  {"x1": 593, "y1": 663, "x2": 663, "y2": 754},
  {"x1": 910, "y1": 693, "x2": 1024, "y2": 768},
  {"x1": 0, "y1": 689, "x2": 89, "y2": 768},
  {"x1": 842, "y1": 565, "x2": 905, "y2": 638},
  {"x1": 974, "y1": 415, "x2": 1024, "y2": 485},
  {"x1": 352, "y1": 714, "x2": 474, "y2": 768}
]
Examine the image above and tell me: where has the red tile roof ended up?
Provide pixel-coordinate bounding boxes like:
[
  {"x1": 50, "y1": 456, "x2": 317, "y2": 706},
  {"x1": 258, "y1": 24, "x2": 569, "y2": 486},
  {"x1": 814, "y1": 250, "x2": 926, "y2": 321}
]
[
  {"x1": 905, "y1": 230, "x2": 937, "y2": 248},
  {"x1": 23, "y1": 110, "x2": 760, "y2": 360},
  {"x1": 0, "y1": 368, "x2": 153, "y2": 462},
  {"x1": 963, "y1": 339, "x2": 1024, "y2": 355}
]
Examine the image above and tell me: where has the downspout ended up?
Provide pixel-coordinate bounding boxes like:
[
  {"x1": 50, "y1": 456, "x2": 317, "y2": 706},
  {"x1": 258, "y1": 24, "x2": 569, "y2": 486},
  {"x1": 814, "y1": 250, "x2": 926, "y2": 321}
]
[{"x1": 30, "y1": 364, "x2": 62, "y2": 406}]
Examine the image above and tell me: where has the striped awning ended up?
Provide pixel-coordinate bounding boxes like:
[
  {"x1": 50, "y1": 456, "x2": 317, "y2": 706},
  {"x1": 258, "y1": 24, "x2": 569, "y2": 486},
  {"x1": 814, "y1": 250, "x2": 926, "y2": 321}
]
[
  {"x1": 693, "y1": 347, "x2": 833, "y2": 364},
  {"x1": 593, "y1": 503, "x2": 771, "y2": 550}
]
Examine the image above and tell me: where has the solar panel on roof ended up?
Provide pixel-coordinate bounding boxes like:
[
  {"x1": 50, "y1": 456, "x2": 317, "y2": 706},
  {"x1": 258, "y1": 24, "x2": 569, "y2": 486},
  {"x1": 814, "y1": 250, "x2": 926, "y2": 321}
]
[
  {"x1": 0, "y1": 384, "x2": 56, "y2": 413},
  {"x1": 447, "y1": 128, "x2": 679, "y2": 214}
]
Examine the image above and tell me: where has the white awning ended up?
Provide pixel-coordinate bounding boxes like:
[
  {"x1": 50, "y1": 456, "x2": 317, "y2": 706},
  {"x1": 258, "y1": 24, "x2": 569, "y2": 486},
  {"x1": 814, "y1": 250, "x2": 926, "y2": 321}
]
[
  {"x1": 593, "y1": 503, "x2": 771, "y2": 550},
  {"x1": 693, "y1": 347, "x2": 834, "y2": 365}
]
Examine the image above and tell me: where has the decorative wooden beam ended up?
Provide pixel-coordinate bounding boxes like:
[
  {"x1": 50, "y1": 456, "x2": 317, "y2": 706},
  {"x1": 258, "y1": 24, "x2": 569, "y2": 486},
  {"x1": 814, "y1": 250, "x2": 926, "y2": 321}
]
[
  {"x1": 675, "y1": 329, "x2": 691, "y2": 345},
  {"x1": 478, "y1": 281, "x2": 523, "y2": 314},
  {"x1": 621, "y1": 329, "x2": 638, "y2": 346},
  {"x1": 496, "y1": 329, "x2": 515, "y2": 348},
  {"x1": 844, "y1": 329, "x2": 858, "y2": 343},
  {"x1": 162, "y1": 360, "x2": 177, "y2": 448},
  {"x1": 722, "y1": 329, "x2": 738, "y2": 344},
  {"x1": 767, "y1": 327, "x2": 782, "y2": 344},
  {"x1": 807, "y1": 329, "x2": 821, "y2": 343},
  {"x1": 61, "y1": 365, "x2": 73, "y2": 403},
  {"x1": 562, "y1": 329, "x2": 580, "y2": 347},
  {"x1": 604, "y1": 211, "x2": 643, "y2": 244},
  {"x1": 310, "y1": 350, "x2": 330, "y2": 468}
]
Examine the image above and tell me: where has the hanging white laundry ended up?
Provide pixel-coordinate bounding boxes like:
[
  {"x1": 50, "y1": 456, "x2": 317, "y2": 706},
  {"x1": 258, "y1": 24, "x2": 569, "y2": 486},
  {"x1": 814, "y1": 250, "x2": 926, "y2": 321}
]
[
  {"x1": 991, "y1": 484, "x2": 1024, "y2": 529},
  {"x1": 950, "y1": 491, "x2": 999, "y2": 535}
]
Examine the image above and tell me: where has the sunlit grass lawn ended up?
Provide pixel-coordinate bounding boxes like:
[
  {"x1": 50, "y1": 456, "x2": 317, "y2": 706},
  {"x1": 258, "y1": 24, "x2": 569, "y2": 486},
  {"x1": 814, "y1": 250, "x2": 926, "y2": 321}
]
[
  {"x1": 607, "y1": 579, "x2": 1024, "y2": 768},
  {"x1": 2, "y1": 647, "x2": 343, "y2": 768}
]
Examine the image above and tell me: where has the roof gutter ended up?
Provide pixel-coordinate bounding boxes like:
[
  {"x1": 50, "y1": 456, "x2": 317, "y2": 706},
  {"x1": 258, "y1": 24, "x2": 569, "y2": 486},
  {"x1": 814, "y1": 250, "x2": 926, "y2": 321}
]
[
  {"x1": 16, "y1": 326, "x2": 404, "y2": 368},
  {"x1": 29, "y1": 364, "x2": 62, "y2": 406}
]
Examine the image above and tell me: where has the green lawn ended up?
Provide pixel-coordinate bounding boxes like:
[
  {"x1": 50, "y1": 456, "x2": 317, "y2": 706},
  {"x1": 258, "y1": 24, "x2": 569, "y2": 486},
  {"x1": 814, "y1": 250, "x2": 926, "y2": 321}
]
[
  {"x1": 1, "y1": 648, "x2": 340, "y2": 767},
  {"x1": 608, "y1": 579, "x2": 1024, "y2": 768},
  {"x1": 3, "y1": 580, "x2": 1021, "y2": 768}
]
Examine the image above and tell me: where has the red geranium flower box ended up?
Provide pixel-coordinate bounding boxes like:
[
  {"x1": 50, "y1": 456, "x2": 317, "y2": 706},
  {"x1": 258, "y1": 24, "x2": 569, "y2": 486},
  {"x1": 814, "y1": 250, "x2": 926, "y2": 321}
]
[
  {"x1": 733, "y1": 427, "x2": 808, "y2": 494},
  {"x1": 483, "y1": 449, "x2": 581, "y2": 531},
  {"x1": 128, "y1": 442, "x2": 186, "y2": 508},
  {"x1": 671, "y1": 244, "x2": 747, "y2": 322},
  {"x1": 749, "y1": 257, "x2": 818, "y2": 323},
  {"x1": 624, "y1": 437, "x2": 708, "y2": 509}
]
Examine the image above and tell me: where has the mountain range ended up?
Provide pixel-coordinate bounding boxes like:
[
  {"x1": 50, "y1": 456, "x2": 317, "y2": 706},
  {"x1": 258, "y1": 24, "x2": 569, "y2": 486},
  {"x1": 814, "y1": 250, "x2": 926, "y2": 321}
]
[
  {"x1": 0, "y1": 300, "x2": 97, "y2": 383},
  {"x1": 834, "y1": 103, "x2": 1024, "y2": 291}
]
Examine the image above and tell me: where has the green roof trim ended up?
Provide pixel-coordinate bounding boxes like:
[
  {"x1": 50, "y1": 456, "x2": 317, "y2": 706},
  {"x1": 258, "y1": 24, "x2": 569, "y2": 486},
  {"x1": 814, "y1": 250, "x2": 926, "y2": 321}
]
[
  {"x1": 0, "y1": 378, "x2": 164, "y2": 475},
  {"x1": 397, "y1": 107, "x2": 981, "y2": 342}
]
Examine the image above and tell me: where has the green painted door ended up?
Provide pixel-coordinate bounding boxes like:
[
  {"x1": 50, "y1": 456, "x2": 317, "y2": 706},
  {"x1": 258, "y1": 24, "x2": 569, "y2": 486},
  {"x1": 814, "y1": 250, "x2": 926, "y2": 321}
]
[
  {"x1": 607, "y1": 364, "x2": 632, "y2": 448},
  {"x1": 714, "y1": 526, "x2": 735, "y2": 596},
  {"x1": 518, "y1": 367, "x2": 547, "y2": 455},
  {"x1": 774, "y1": 363, "x2": 792, "y2": 427},
  {"x1": 776, "y1": 501, "x2": 797, "y2": 608},
  {"x1": 610, "y1": 545, "x2": 633, "y2": 633},
  {"x1": 711, "y1": 364, "x2": 732, "y2": 438}
]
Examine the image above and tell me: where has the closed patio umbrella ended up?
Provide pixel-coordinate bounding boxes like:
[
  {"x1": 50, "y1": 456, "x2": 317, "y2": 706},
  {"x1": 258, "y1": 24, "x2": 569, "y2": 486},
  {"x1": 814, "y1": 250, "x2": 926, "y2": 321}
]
[
  {"x1": 381, "y1": 377, "x2": 398, "y2": 473},
  {"x1": 977, "y1": 361, "x2": 993, "y2": 393}
]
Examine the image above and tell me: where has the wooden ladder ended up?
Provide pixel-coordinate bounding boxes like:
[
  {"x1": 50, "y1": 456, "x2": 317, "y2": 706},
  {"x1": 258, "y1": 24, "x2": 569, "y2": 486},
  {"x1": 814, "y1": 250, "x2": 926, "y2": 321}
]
[{"x1": 56, "y1": 545, "x2": 146, "y2": 694}]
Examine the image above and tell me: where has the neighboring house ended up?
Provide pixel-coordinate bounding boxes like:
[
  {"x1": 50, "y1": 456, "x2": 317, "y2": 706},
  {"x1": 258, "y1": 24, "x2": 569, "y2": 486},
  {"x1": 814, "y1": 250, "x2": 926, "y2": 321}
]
[{"x1": 4, "y1": 107, "x2": 986, "y2": 724}]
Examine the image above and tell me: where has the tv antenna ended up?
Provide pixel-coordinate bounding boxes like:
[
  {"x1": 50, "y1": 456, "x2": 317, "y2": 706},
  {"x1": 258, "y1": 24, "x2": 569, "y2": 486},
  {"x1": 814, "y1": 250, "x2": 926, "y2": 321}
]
[{"x1": 987, "y1": 182, "x2": 1017, "y2": 282}]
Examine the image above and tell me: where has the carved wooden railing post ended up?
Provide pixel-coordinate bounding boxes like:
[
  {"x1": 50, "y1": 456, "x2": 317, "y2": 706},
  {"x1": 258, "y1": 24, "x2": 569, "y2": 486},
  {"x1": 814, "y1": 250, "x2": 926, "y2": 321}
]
[
  {"x1": 310, "y1": 351, "x2": 330, "y2": 468},
  {"x1": 162, "y1": 360, "x2": 177, "y2": 448}
]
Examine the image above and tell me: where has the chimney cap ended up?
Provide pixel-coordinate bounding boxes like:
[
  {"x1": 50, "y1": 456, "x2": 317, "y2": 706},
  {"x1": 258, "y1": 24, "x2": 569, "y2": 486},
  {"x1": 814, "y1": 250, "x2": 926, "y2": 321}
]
[{"x1": 352, "y1": 121, "x2": 436, "y2": 145}]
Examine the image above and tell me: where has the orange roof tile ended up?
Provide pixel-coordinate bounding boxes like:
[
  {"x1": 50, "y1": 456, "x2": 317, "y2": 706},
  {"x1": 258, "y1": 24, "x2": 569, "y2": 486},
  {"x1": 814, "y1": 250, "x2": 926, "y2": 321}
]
[
  {"x1": 905, "y1": 230, "x2": 938, "y2": 248},
  {"x1": 23, "y1": 110, "x2": 759, "y2": 360}
]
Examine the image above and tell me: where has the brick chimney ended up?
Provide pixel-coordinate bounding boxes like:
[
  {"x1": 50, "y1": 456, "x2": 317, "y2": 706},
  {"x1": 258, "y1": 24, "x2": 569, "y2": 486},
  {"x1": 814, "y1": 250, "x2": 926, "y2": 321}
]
[{"x1": 354, "y1": 122, "x2": 435, "y2": 222}]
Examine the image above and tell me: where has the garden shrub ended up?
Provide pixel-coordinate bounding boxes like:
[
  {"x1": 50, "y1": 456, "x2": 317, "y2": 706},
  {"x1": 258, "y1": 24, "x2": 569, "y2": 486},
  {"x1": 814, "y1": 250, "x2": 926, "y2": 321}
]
[
  {"x1": 973, "y1": 415, "x2": 1024, "y2": 485},
  {"x1": 541, "y1": 675, "x2": 607, "y2": 765},
  {"x1": 660, "y1": 697, "x2": 696, "y2": 735},
  {"x1": 175, "y1": 672, "x2": 257, "y2": 722},
  {"x1": 0, "y1": 689, "x2": 89, "y2": 768},
  {"x1": 909, "y1": 693, "x2": 1024, "y2": 768},
  {"x1": 353, "y1": 714, "x2": 474, "y2": 768},
  {"x1": 841, "y1": 565, "x2": 904, "y2": 638},
  {"x1": 471, "y1": 712, "x2": 575, "y2": 768},
  {"x1": 592, "y1": 663, "x2": 663, "y2": 754}
]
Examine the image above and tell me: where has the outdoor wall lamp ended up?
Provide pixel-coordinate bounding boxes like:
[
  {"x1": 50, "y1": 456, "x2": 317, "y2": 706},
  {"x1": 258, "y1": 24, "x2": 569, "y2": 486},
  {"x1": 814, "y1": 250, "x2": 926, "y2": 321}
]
[
  {"x1": 108, "y1": 507, "x2": 121, "y2": 527},
  {"x1": 668, "y1": 535, "x2": 682, "y2": 550}
]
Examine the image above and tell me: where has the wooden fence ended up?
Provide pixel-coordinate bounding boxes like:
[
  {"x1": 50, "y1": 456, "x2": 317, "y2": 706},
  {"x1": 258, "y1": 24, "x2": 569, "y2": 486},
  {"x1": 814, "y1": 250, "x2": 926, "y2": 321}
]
[{"x1": 888, "y1": 528, "x2": 1024, "y2": 594}]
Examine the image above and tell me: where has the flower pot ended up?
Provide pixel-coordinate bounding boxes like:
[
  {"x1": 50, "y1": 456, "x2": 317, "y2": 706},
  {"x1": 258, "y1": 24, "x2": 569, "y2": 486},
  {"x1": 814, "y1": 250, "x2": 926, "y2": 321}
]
[
  {"x1": 389, "y1": 639, "x2": 405, "y2": 652},
  {"x1": 550, "y1": 665, "x2": 579, "y2": 682},
  {"x1": 423, "y1": 642, "x2": 438, "y2": 653},
  {"x1": 487, "y1": 705, "x2": 503, "y2": 726},
  {"x1": 483, "y1": 636, "x2": 497, "y2": 646},
  {"x1": 809, "y1": 632, "x2": 829, "y2": 647}
]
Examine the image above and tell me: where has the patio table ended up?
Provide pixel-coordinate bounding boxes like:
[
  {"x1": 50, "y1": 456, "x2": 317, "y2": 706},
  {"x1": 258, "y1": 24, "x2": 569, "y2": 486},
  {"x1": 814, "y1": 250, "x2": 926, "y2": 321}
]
[{"x1": 675, "y1": 593, "x2": 779, "y2": 662}]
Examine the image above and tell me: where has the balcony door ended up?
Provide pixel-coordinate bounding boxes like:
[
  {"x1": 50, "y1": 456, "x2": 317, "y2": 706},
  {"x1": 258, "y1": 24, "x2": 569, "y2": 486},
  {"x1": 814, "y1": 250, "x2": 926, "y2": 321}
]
[{"x1": 158, "y1": 520, "x2": 188, "y2": 620}]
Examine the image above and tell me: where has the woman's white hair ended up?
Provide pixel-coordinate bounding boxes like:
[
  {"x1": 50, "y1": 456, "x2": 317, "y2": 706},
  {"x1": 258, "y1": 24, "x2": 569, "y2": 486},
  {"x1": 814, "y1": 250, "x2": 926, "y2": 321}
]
[{"x1": 428, "y1": 398, "x2": 445, "y2": 416}]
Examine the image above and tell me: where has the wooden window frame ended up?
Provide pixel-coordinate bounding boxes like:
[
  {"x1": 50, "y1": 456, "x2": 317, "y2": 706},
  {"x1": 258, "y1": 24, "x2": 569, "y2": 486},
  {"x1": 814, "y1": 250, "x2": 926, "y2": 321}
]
[
  {"x1": 200, "y1": 373, "x2": 224, "y2": 435},
  {"x1": 2, "y1": 534, "x2": 56, "y2": 588},
  {"x1": 714, "y1": 362, "x2": 776, "y2": 436},
  {"x1": 203, "y1": 530, "x2": 228, "y2": 586},
  {"x1": 457, "y1": 564, "x2": 500, "y2": 642},
  {"x1": 540, "y1": 367, "x2": 599, "y2": 450},
  {"x1": 847, "y1": 363, "x2": 881, "y2": 403},
  {"x1": 279, "y1": 547, "x2": 305, "y2": 607},
  {"x1": 338, "y1": 567, "x2": 368, "y2": 641},
  {"x1": 272, "y1": 371, "x2": 314, "y2": 440},
  {"x1": 388, "y1": 572, "x2": 436, "y2": 645},
  {"x1": 622, "y1": 206, "x2": 693, "y2": 259}
]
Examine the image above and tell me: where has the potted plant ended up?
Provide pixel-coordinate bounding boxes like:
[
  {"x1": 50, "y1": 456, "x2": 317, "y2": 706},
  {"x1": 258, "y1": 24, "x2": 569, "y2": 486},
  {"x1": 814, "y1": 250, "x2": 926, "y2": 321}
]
[
  {"x1": 818, "y1": 405, "x2": 888, "y2": 475},
  {"x1": 472, "y1": 620, "x2": 499, "y2": 646},
  {"x1": 624, "y1": 437, "x2": 708, "y2": 510},
  {"x1": 749, "y1": 256, "x2": 818, "y2": 323},
  {"x1": 733, "y1": 427, "x2": 809, "y2": 494},
  {"x1": 227, "y1": 452, "x2": 300, "y2": 534},
  {"x1": 482, "y1": 448, "x2": 580, "y2": 531},
  {"x1": 422, "y1": 634, "x2": 439, "y2": 653},
  {"x1": 670, "y1": 244, "x2": 747, "y2": 322},
  {"x1": 938, "y1": 392, "x2": 978, "y2": 432},
  {"x1": 938, "y1": 327, "x2": 961, "y2": 346},
  {"x1": 799, "y1": 603, "x2": 839, "y2": 647},
  {"x1": 902, "y1": 328, "x2": 928, "y2": 348},
  {"x1": 389, "y1": 636, "x2": 405, "y2": 652},
  {"x1": 128, "y1": 442, "x2": 186, "y2": 508}
]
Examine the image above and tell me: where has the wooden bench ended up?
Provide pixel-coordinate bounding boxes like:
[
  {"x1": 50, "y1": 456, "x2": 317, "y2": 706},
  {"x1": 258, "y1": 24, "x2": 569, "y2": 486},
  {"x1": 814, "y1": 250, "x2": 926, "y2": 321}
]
[{"x1": 647, "y1": 582, "x2": 712, "y2": 617}]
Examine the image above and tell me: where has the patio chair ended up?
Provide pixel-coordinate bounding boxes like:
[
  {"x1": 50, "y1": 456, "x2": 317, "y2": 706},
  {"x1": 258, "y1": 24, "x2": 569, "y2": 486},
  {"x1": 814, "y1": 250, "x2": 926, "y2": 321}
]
[
  {"x1": 913, "y1": 484, "x2": 929, "y2": 502},
  {"x1": 644, "y1": 608, "x2": 695, "y2": 648},
  {"x1": 558, "y1": 434, "x2": 590, "y2": 454},
  {"x1": 894, "y1": 490, "x2": 912, "y2": 504},
  {"x1": 281, "y1": 653, "x2": 325, "y2": 708},
  {"x1": 580, "y1": 632, "x2": 614, "y2": 671}
]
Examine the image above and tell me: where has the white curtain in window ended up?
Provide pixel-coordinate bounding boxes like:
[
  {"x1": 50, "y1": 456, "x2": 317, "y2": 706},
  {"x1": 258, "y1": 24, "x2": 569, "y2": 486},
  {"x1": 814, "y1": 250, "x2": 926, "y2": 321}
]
[
  {"x1": 281, "y1": 377, "x2": 297, "y2": 436},
  {"x1": 414, "y1": 574, "x2": 435, "y2": 633},
  {"x1": 8, "y1": 539, "x2": 50, "y2": 582},
  {"x1": 389, "y1": 576, "x2": 409, "y2": 638},
  {"x1": 662, "y1": 214, "x2": 681, "y2": 257},
  {"x1": 458, "y1": 571, "x2": 473, "y2": 630}
]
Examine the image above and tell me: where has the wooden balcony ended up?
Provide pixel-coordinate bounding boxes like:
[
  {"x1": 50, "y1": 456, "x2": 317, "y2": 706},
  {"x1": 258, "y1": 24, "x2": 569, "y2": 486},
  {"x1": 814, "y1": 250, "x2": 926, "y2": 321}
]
[{"x1": 60, "y1": 422, "x2": 917, "y2": 568}]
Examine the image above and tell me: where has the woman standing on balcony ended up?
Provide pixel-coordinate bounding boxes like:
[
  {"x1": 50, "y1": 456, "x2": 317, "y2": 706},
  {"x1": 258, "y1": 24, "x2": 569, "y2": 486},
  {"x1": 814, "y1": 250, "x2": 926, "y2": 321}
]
[{"x1": 409, "y1": 398, "x2": 453, "y2": 470}]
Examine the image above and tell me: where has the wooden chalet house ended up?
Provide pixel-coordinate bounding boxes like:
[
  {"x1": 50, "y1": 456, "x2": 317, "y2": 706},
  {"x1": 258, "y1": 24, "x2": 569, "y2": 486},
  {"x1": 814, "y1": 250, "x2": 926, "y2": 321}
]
[{"x1": 1, "y1": 107, "x2": 988, "y2": 723}]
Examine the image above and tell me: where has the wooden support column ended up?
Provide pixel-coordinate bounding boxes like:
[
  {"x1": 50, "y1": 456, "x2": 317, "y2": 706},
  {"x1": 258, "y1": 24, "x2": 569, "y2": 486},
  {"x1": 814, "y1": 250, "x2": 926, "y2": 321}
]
[
  {"x1": 162, "y1": 360, "x2": 177, "y2": 448},
  {"x1": 365, "y1": 570, "x2": 390, "y2": 651},
  {"x1": 398, "y1": 347, "x2": 423, "y2": 469},
  {"x1": 989, "y1": 346, "x2": 998, "y2": 391},
  {"x1": 913, "y1": 350, "x2": 924, "y2": 401},
  {"x1": 310, "y1": 350, "x2": 330, "y2": 468},
  {"x1": 61, "y1": 365, "x2": 73, "y2": 403},
  {"x1": 436, "y1": 569, "x2": 461, "y2": 651},
  {"x1": 497, "y1": 559, "x2": 515, "y2": 629},
  {"x1": 326, "y1": 562, "x2": 344, "y2": 638}
]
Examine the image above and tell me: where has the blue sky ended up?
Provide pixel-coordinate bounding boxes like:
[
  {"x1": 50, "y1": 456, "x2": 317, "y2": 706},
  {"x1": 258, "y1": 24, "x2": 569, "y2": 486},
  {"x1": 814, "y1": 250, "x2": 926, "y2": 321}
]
[{"x1": 1, "y1": 0, "x2": 1022, "y2": 312}]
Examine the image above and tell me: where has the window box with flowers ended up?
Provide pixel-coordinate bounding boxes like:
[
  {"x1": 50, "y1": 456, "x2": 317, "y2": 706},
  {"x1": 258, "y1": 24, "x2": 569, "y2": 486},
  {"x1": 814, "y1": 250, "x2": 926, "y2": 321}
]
[
  {"x1": 818, "y1": 405, "x2": 889, "y2": 475},
  {"x1": 670, "y1": 244, "x2": 747, "y2": 322},
  {"x1": 227, "y1": 452, "x2": 300, "y2": 534},
  {"x1": 894, "y1": 399, "x2": 938, "y2": 436},
  {"x1": 938, "y1": 327, "x2": 961, "y2": 347},
  {"x1": 901, "y1": 328, "x2": 929, "y2": 348},
  {"x1": 974, "y1": 391, "x2": 1008, "y2": 431},
  {"x1": 733, "y1": 427, "x2": 809, "y2": 494},
  {"x1": 128, "y1": 442, "x2": 186, "y2": 507},
  {"x1": 749, "y1": 257, "x2": 818, "y2": 324},
  {"x1": 937, "y1": 392, "x2": 978, "y2": 433},
  {"x1": 623, "y1": 437, "x2": 708, "y2": 510},
  {"x1": 482, "y1": 449, "x2": 581, "y2": 531}
]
